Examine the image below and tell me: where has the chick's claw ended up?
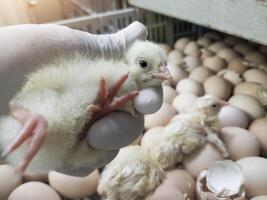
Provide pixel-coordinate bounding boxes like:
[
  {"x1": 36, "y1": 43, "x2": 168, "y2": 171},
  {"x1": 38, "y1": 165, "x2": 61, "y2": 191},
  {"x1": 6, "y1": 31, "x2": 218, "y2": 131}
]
[
  {"x1": 2, "y1": 109, "x2": 48, "y2": 173},
  {"x1": 90, "y1": 74, "x2": 139, "y2": 118}
]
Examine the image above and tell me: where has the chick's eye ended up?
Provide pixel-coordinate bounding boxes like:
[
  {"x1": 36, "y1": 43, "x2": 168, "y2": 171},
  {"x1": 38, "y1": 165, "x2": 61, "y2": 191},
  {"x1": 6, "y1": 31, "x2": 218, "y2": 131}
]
[
  {"x1": 139, "y1": 60, "x2": 148, "y2": 68},
  {"x1": 212, "y1": 104, "x2": 217, "y2": 108}
]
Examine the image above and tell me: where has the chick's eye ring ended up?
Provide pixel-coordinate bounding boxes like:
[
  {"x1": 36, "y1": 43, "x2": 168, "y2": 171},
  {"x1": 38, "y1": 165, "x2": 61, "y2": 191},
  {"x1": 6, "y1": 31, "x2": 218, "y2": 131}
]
[
  {"x1": 139, "y1": 60, "x2": 148, "y2": 68},
  {"x1": 212, "y1": 104, "x2": 217, "y2": 108}
]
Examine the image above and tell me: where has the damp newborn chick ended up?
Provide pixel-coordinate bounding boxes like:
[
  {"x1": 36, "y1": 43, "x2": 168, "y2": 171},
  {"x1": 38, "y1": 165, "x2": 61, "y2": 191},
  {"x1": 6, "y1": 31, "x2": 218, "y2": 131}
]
[
  {"x1": 0, "y1": 40, "x2": 169, "y2": 175},
  {"x1": 97, "y1": 95, "x2": 227, "y2": 200},
  {"x1": 156, "y1": 95, "x2": 229, "y2": 169}
]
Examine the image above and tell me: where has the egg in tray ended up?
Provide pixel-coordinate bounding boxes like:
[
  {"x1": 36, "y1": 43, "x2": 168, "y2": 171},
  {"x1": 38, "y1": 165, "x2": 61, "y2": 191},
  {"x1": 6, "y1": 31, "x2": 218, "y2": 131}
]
[{"x1": 1, "y1": 31, "x2": 267, "y2": 200}]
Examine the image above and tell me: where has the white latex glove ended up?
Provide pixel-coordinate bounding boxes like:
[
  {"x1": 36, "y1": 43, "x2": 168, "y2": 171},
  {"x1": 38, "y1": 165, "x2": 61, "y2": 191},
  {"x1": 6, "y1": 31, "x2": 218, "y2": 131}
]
[{"x1": 0, "y1": 22, "x2": 163, "y2": 168}]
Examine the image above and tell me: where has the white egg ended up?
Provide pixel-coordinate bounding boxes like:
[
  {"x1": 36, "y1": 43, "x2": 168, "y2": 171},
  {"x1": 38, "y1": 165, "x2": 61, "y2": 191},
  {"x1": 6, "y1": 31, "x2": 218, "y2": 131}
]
[
  {"x1": 183, "y1": 143, "x2": 223, "y2": 178},
  {"x1": 145, "y1": 102, "x2": 176, "y2": 129},
  {"x1": 243, "y1": 69, "x2": 267, "y2": 85},
  {"x1": 184, "y1": 42, "x2": 200, "y2": 56},
  {"x1": 249, "y1": 118, "x2": 267, "y2": 156},
  {"x1": 218, "y1": 105, "x2": 249, "y2": 128},
  {"x1": 176, "y1": 78, "x2": 204, "y2": 96},
  {"x1": 197, "y1": 37, "x2": 213, "y2": 47},
  {"x1": 208, "y1": 42, "x2": 228, "y2": 53},
  {"x1": 167, "y1": 64, "x2": 188, "y2": 85},
  {"x1": 217, "y1": 48, "x2": 240, "y2": 62},
  {"x1": 203, "y1": 56, "x2": 226, "y2": 72},
  {"x1": 236, "y1": 157, "x2": 267, "y2": 198},
  {"x1": 189, "y1": 67, "x2": 214, "y2": 84},
  {"x1": 49, "y1": 170, "x2": 99, "y2": 199},
  {"x1": 8, "y1": 182, "x2": 61, "y2": 200},
  {"x1": 183, "y1": 56, "x2": 202, "y2": 72},
  {"x1": 174, "y1": 37, "x2": 191, "y2": 51},
  {"x1": 163, "y1": 85, "x2": 177, "y2": 104},
  {"x1": 245, "y1": 52, "x2": 267, "y2": 64},
  {"x1": 172, "y1": 93, "x2": 198, "y2": 113},
  {"x1": 234, "y1": 82, "x2": 261, "y2": 99},
  {"x1": 220, "y1": 127, "x2": 260, "y2": 160},
  {"x1": 168, "y1": 50, "x2": 184, "y2": 65}
]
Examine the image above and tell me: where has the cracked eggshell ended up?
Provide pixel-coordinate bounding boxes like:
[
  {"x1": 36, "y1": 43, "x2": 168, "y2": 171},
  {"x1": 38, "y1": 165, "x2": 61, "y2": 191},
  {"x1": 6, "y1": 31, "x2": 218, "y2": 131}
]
[
  {"x1": 49, "y1": 170, "x2": 99, "y2": 199},
  {"x1": 220, "y1": 127, "x2": 260, "y2": 160},
  {"x1": 249, "y1": 118, "x2": 267, "y2": 156},
  {"x1": 229, "y1": 94, "x2": 265, "y2": 120},
  {"x1": 218, "y1": 69, "x2": 243, "y2": 86},
  {"x1": 141, "y1": 127, "x2": 164, "y2": 150},
  {"x1": 145, "y1": 102, "x2": 176, "y2": 129},
  {"x1": 176, "y1": 78, "x2": 204, "y2": 96},
  {"x1": 196, "y1": 160, "x2": 246, "y2": 200},
  {"x1": 189, "y1": 66, "x2": 214, "y2": 84},
  {"x1": 9, "y1": 182, "x2": 61, "y2": 200},
  {"x1": 174, "y1": 37, "x2": 191, "y2": 51},
  {"x1": 172, "y1": 93, "x2": 198, "y2": 113},
  {"x1": 168, "y1": 50, "x2": 184, "y2": 65},
  {"x1": 167, "y1": 64, "x2": 188, "y2": 85},
  {"x1": 204, "y1": 56, "x2": 226, "y2": 72},
  {"x1": 234, "y1": 82, "x2": 261, "y2": 99},
  {"x1": 218, "y1": 105, "x2": 249, "y2": 128},
  {"x1": 163, "y1": 85, "x2": 177, "y2": 104},
  {"x1": 243, "y1": 69, "x2": 267, "y2": 86},
  {"x1": 204, "y1": 76, "x2": 232, "y2": 100},
  {"x1": 184, "y1": 42, "x2": 200, "y2": 56},
  {"x1": 183, "y1": 143, "x2": 223, "y2": 178},
  {"x1": 0, "y1": 165, "x2": 22, "y2": 200},
  {"x1": 164, "y1": 169, "x2": 195, "y2": 200},
  {"x1": 236, "y1": 157, "x2": 267, "y2": 198}
]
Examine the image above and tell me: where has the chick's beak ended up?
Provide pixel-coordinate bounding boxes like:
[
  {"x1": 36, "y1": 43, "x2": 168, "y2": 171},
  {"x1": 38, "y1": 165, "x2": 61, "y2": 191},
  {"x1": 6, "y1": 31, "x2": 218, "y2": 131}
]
[
  {"x1": 152, "y1": 65, "x2": 172, "y2": 80},
  {"x1": 219, "y1": 100, "x2": 229, "y2": 106}
]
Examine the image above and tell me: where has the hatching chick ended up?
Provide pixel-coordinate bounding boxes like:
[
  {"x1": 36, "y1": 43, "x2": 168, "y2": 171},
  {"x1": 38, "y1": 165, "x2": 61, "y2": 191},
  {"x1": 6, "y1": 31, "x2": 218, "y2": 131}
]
[
  {"x1": 0, "y1": 40, "x2": 169, "y2": 175},
  {"x1": 97, "y1": 96, "x2": 226, "y2": 200},
  {"x1": 98, "y1": 146, "x2": 165, "y2": 200},
  {"x1": 156, "y1": 95, "x2": 229, "y2": 170}
]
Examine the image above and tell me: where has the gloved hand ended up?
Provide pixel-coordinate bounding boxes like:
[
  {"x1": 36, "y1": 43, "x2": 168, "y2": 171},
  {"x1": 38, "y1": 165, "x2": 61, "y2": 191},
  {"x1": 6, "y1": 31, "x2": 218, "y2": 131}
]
[{"x1": 0, "y1": 22, "x2": 163, "y2": 171}]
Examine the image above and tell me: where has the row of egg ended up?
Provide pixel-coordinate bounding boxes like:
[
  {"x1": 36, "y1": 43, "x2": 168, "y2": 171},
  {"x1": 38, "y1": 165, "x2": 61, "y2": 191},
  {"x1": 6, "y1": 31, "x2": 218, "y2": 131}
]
[{"x1": 142, "y1": 31, "x2": 267, "y2": 200}]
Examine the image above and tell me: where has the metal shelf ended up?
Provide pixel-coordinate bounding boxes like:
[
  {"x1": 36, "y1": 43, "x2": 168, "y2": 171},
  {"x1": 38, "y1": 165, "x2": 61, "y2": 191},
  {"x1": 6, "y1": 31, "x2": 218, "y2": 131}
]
[{"x1": 129, "y1": 0, "x2": 267, "y2": 45}]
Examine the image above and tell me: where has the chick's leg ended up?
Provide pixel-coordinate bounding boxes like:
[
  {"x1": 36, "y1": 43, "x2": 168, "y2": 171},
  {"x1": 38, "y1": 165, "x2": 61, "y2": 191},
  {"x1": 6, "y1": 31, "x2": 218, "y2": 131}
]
[
  {"x1": 2, "y1": 108, "x2": 48, "y2": 173},
  {"x1": 206, "y1": 132, "x2": 229, "y2": 158}
]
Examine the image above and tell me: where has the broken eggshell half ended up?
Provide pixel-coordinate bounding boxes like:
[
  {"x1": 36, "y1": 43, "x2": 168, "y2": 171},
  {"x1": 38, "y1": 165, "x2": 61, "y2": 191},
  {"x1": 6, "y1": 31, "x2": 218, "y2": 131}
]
[{"x1": 196, "y1": 160, "x2": 246, "y2": 200}]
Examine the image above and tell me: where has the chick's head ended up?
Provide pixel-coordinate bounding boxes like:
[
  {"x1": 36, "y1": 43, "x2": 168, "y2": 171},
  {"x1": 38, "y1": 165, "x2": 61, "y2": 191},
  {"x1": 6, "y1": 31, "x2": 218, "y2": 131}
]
[
  {"x1": 194, "y1": 95, "x2": 228, "y2": 119},
  {"x1": 125, "y1": 40, "x2": 170, "y2": 88}
]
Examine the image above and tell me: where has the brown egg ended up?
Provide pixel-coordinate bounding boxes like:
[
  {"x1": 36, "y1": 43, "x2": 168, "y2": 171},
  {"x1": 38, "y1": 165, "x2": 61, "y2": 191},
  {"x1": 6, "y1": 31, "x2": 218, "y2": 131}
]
[
  {"x1": 234, "y1": 43, "x2": 255, "y2": 56},
  {"x1": 189, "y1": 66, "x2": 214, "y2": 84},
  {"x1": 245, "y1": 52, "x2": 267, "y2": 64},
  {"x1": 145, "y1": 102, "x2": 176, "y2": 129},
  {"x1": 234, "y1": 82, "x2": 261, "y2": 99},
  {"x1": 208, "y1": 42, "x2": 228, "y2": 53},
  {"x1": 229, "y1": 94, "x2": 265, "y2": 120},
  {"x1": 164, "y1": 169, "x2": 195, "y2": 200},
  {"x1": 145, "y1": 183, "x2": 185, "y2": 200},
  {"x1": 220, "y1": 127, "x2": 260, "y2": 160},
  {"x1": 204, "y1": 76, "x2": 232, "y2": 100},
  {"x1": 243, "y1": 69, "x2": 267, "y2": 85},
  {"x1": 163, "y1": 85, "x2": 176, "y2": 104},
  {"x1": 167, "y1": 64, "x2": 188, "y2": 85},
  {"x1": 249, "y1": 118, "x2": 267, "y2": 156},
  {"x1": 158, "y1": 43, "x2": 172, "y2": 54},
  {"x1": 141, "y1": 127, "x2": 164, "y2": 150},
  {"x1": 236, "y1": 157, "x2": 267, "y2": 198},
  {"x1": 203, "y1": 56, "x2": 226, "y2": 72},
  {"x1": 8, "y1": 182, "x2": 61, "y2": 200},
  {"x1": 172, "y1": 93, "x2": 198, "y2": 113},
  {"x1": 183, "y1": 143, "x2": 223, "y2": 178},
  {"x1": 176, "y1": 78, "x2": 204, "y2": 96},
  {"x1": 228, "y1": 58, "x2": 248, "y2": 74},
  {"x1": 251, "y1": 196, "x2": 267, "y2": 200},
  {"x1": 217, "y1": 48, "x2": 240, "y2": 62},
  {"x1": 168, "y1": 50, "x2": 184, "y2": 65},
  {"x1": 218, "y1": 105, "x2": 249, "y2": 128},
  {"x1": 184, "y1": 42, "x2": 200, "y2": 56},
  {"x1": 183, "y1": 56, "x2": 202, "y2": 72},
  {"x1": 0, "y1": 165, "x2": 22, "y2": 200},
  {"x1": 174, "y1": 37, "x2": 191, "y2": 51},
  {"x1": 197, "y1": 37, "x2": 213, "y2": 48},
  {"x1": 49, "y1": 170, "x2": 99, "y2": 199}
]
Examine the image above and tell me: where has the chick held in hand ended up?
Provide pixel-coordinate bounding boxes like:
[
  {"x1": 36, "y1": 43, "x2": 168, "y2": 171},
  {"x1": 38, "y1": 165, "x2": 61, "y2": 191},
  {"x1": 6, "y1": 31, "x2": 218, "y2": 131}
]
[{"x1": 0, "y1": 40, "x2": 170, "y2": 175}]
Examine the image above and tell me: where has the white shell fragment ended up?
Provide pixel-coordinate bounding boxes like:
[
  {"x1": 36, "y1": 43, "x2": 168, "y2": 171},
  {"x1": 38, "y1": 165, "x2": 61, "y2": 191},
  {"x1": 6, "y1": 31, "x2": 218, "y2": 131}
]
[
  {"x1": 197, "y1": 160, "x2": 246, "y2": 200},
  {"x1": 206, "y1": 160, "x2": 245, "y2": 197}
]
